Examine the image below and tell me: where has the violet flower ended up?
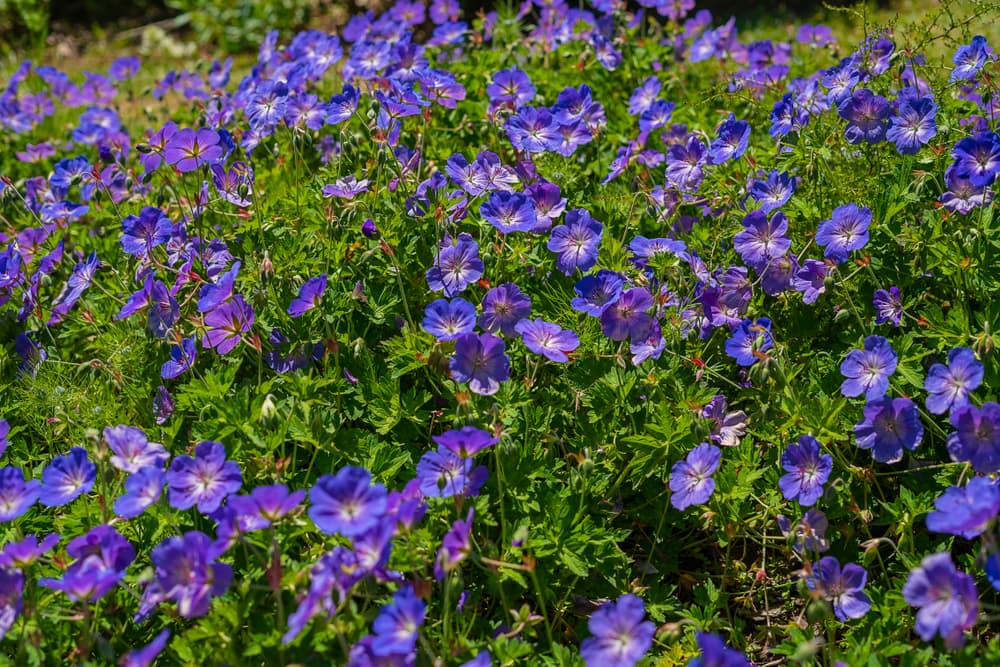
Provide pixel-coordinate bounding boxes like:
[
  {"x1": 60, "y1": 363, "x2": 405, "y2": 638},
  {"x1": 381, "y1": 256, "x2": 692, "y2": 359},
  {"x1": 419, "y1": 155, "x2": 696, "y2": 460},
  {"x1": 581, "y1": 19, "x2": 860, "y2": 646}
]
[
  {"x1": 515, "y1": 318, "x2": 580, "y2": 363},
  {"x1": 925, "y1": 347, "x2": 983, "y2": 415},
  {"x1": 450, "y1": 333, "x2": 510, "y2": 396},
  {"x1": 579, "y1": 594, "x2": 654, "y2": 667},
  {"x1": 806, "y1": 556, "x2": 872, "y2": 621},
  {"x1": 779, "y1": 434, "x2": 832, "y2": 507},
  {"x1": 669, "y1": 443, "x2": 721, "y2": 510},
  {"x1": 166, "y1": 441, "x2": 242, "y2": 514},
  {"x1": 902, "y1": 552, "x2": 978, "y2": 649}
]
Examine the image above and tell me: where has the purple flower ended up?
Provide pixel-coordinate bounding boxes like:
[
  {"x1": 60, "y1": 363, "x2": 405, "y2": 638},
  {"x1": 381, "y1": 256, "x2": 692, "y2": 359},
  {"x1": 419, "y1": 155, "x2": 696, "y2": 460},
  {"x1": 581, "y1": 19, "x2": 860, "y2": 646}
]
[
  {"x1": 288, "y1": 274, "x2": 328, "y2": 318},
  {"x1": 837, "y1": 88, "x2": 890, "y2": 144},
  {"x1": 197, "y1": 261, "x2": 240, "y2": 313},
  {"x1": 702, "y1": 395, "x2": 747, "y2": 447},
  {"x1": 322, "y1": 176, "x2": 370, "y2": 199},
  {"x1": 579, "y1": 594, "x2": 654, "y2": 667},
  {"x1": 547, "y1": 209, "x2": 603, "y2": 276},
  {"x1": 887, "y1": 97, "x2": 937, "y2": 155},
  {"x1": 372, "y1": 587, "x2": 426, "y2": 657},
  {"x1": 840, "y1": 335, "x2": 897, "y2": 400},
  {"x1": 145, "y1": 531, "x2": 233, "y2": 619},
  {"x1": 926, "y1": 347, "x2": 984, "y2": 414},
  {"x1": 525, "y1": 182, "x2": 565, "y2": 230},
  {"x1": 0, "y1": 466, "x2": 39, "y2": 522},
  {"x1": 815, "y1": 203, "x2": 871, "y2": 264},
  {"x1": 433, "y1": 426, "x2": 498, "y2": 457},
  {"x1": 572, "y1": 271, "x2": 624, "y2": 316},
  {"x1": 734, "y1": 211, "x2": 790, "y2": 272},
  {"x1": 947, "y1": 402, "x2": 1000, "y2": 473},
  {"x1": 792, "y1": 258, "x2": 827, "y2": 304},
  {"x1": 38, "y1": 525, "x2": 135, "y2": 601},
  {"x1": 481, "y1": 191, "x2": 537, "y2": 234},
  {"x1": 40, "y1": 525, "x2": 134, "y2": 603},
  {"x1": 450, "y1": 333, "x2": 510, "y2": 396},
  {"x1": 951, "y1": 132, "x2": 1000, "y2": 187},
  {"x1": 120, "y1": 629, "x2": 171, "y2": 667},
  {"x1": 0, "y1": 568, "x2": 23, "y2": 641},
  {"x1": 515, "y1": 318, "x2": 579, "y2": 363},
  {"x1": 902, "y1": 552, "x2": 978, "y2": 649},
  {"x1": 0, "y1": 533, "x2": 60, "y2": 568},
  {"x1": 873, "y1": 286, "x2": 903, "y2": 326},
  {"x1": 806, "y1": 557, "x2": 871, "y2": 621},
  {"x1": 687, "y1": 632, "x2": 752, "y2": 667},
  {"x1": 665, "y1": 136, "x2": 706, "y2": 191},
  {"x1": 638, "y1": 100, "x2": 675, "y2": 134},
  {"x1": 227, "y1": 484, "x2": 306, "y2": 531},
  {"x1": 779, "y1": 435, "x2": 832, "y2": 506},
  {"x1": 480, "y1": 283, "x2": 532, "y2": 337},
  {"x1": 777, "y1": 508, "x2": 829, "y2": 555},
  {"x1": 724, "y1": 318, "x2": 773, "y2": 367},
  {"x1": 211, "y1": 161, "x2": 254, "y2": 207},
  {"x1": 416, "y1": 447, "x2": 488, "y2": 498},
  {"x1": 121, "y1": 207, "x2": 171, "y2": 259},
  {"x1": 325, "y1": 84, "x2": 359, "y2": 125},
  {"x1": 104, "y1": 425, "x2": 168, "y2": 473},
  {"x1": 202, "y1": 294, "x2": 254, "y2": 355},
  {"x1": 0, "y1": 420, "x2": 7, "y2": 458},
  {"x1": 707, "y1": 114, "x2": 750, "y2": 165},
  {"x1": 161, "y1": 336, "x2": 197, "y2": 379},
  {"x1": 163, "y1": 128, "x2": 223, "y2": 172},
  {"x1": 486, "y1": 68, "x2": 535, "y2": 109},
  {"x1": 600, "y1": 288, "x2": 653, "y2": 342},
  {"x1": 435, "y1": 508, "x2": 474, "y2": 580},
  {"x1": 939, "y1": 163, "x2": 993, "y2": 214},
  {"x1": 308, "y1": 466, "x2": 387, "y2": 537},
  {"x1": 166, "y1": 441, "x2": 242, "y2": 514},
  {"x1": 769, "y1": 93, "x2": 809, "y2": 138},
  {"x1": 926, "y1": 477, "x2": 1000, "y2": 539},
  {"x1": 48, "y1": 251, "x2": 99, "y2": 325},
  {"x1": 853, "y1": 396, "x2": 923, "y2": 463},
  {"x1": 796, "y1": 24, "x2": 835, "y2": 47},
  {"x1": 951, "y1": 36, "x2": 991, "y2": 81},
  {"x1": 114, "y1": 467, "x2": 165, "y2": 519},
  {"x1": 669, "y1": 443, "x2": 721, "y2": 510},
  {"x1": 154, "y1": 385, "x2": 174, "y2": 424},
  {"x1": 426, "y1": 233, "x2": 484, "y2": 297},
  {"x1": 39, "y1": 447, "x2": 95, "y2": 507},
  {"x1": 422, "y1": 298, "x2": 477, "y2": 341},
  {"x1": 505, "y1": 107, "x2": 560, "y2": 153},
  {"x1": 629, "y1": 76, "x2": 661, "y2": 115}
]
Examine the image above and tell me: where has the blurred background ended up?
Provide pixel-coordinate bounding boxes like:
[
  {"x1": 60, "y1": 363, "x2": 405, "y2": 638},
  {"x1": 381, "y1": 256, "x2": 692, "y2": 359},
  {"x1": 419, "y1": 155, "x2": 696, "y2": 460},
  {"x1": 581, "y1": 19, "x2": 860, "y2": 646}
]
[{"x1": 1, "y1": 0, "x2": 876, "y2": 59}]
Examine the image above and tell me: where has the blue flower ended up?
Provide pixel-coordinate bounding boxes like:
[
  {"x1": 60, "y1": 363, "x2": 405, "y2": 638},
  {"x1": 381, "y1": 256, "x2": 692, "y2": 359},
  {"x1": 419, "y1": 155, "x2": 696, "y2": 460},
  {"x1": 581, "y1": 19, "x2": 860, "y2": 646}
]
[
  {"x1": 669, "y1": 443, "x2": 721, "y2": 510},
  {"x1": 450, "y1": 333, "x2": 510, "y2": 396},
  {"x1": 422, "y1": 298, "x2": 477, "y2": 341},
  {"x1": 547, "y1": 208, "x2": 603, "y2": 276},
  {"x1": 853, "y1": 396, "x2": 923, "y2": 463},
  {"x1": 724, "y1": 318, "x2": 773, "y2": 367},
  {"x1": 579, "y1": 594, "x2": 654, "y2": 667},
  {"x1": 840, "y1": 335, "x2": 896, "y2": 400},
  {"x1": 926, "y1": 477, "x2": 1000, "y2": 539},
  {"x1": 806, "y1": 557, "x2": 872, "y2": 621},
  {"x1": 308, "y1": 466, "x2": 387, "y2": 537},
  {"x1": 778, "y1": 435, "x2": 831, "y2": 506},
  {"x1": 39, "y1": 447, "x2": 95, "y2": 507},
  {"x1": 902, "y1": 552, "x2": 978, "y2": 649},
  {"x1": 925, "y1": 347, "x2": 983, "y2": 415}
]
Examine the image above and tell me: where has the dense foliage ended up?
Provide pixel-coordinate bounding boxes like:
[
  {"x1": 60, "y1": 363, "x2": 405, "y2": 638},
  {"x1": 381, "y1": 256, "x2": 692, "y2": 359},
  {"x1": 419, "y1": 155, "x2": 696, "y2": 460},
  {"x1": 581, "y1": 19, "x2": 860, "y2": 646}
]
[{"x1": 1, "y1": 1, "x2": 1000, "y2": 665}]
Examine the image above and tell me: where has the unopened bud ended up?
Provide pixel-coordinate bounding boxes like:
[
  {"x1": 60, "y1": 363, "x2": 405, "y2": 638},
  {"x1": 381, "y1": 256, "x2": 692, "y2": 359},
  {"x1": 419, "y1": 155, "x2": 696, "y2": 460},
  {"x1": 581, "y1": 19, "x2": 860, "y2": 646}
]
[{"x1": 260, "y1": 393, "x2": 278, "y2": 423}]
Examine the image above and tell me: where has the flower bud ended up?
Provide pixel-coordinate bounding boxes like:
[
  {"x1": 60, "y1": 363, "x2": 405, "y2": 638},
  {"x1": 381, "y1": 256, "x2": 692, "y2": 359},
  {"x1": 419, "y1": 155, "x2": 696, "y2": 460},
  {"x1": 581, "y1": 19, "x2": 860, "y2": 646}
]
[{"x1": 260, "y1": 394, "x2": 278, "y2": 423}]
